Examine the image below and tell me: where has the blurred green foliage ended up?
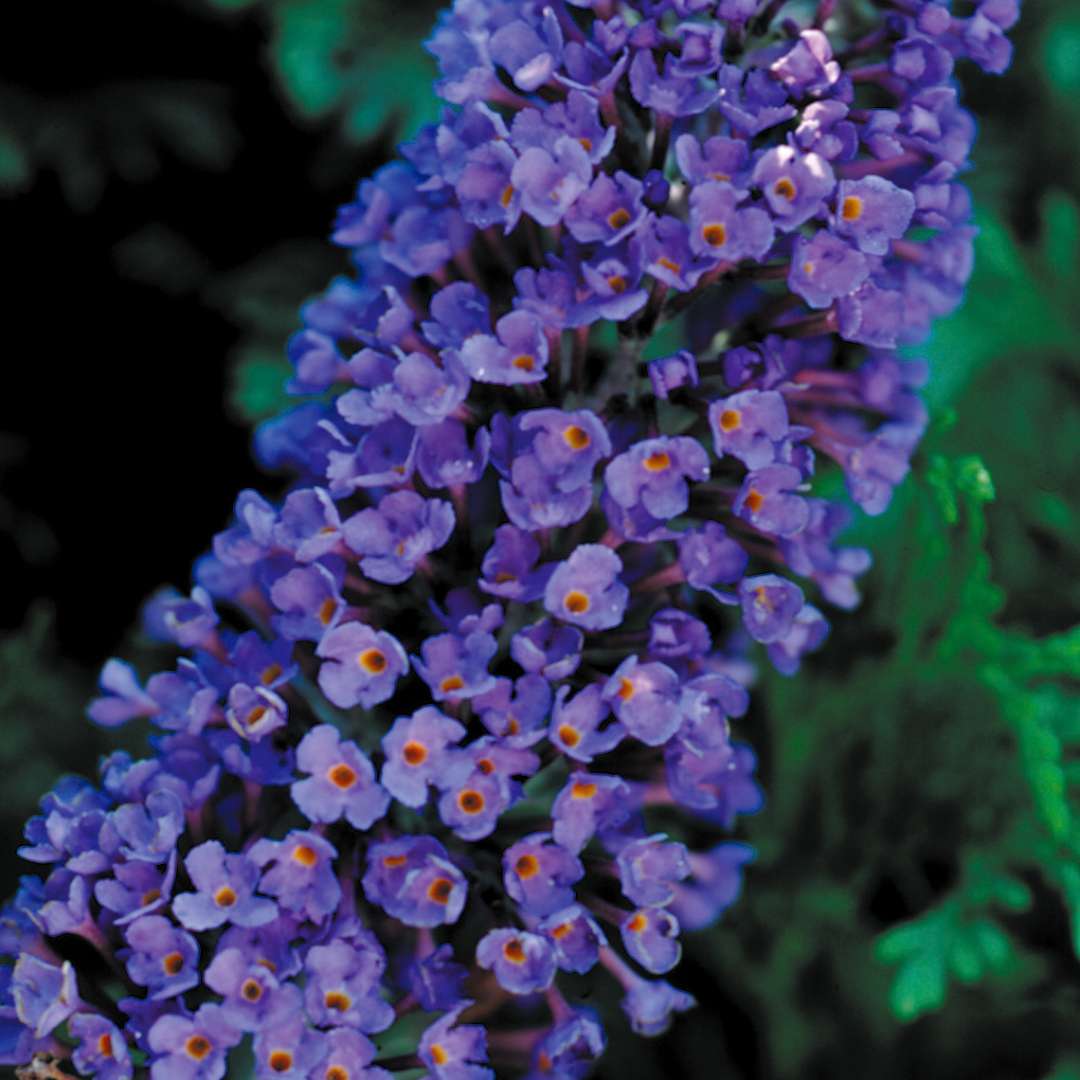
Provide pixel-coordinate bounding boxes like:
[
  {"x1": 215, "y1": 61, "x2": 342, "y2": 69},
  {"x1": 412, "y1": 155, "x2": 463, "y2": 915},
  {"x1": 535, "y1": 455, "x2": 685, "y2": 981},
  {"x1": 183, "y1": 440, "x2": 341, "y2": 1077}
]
[
  {"x1": 201, "y1": 0, "x2": 444, "y2": 140},
  {"x1": 3, "y1": 1, "x2": 1080, "y2": 1077}
]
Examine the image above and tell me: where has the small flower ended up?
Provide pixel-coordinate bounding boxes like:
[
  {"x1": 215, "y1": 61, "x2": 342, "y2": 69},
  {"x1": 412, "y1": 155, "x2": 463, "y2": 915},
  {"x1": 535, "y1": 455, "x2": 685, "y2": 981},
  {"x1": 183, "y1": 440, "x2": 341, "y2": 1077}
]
[
  {"x1": 290, "y1": 725, "x2": 390, "y2": 829},
  {"x1": 544, "y1": 545, "x2": 628, "y2": 632},
  {"x1": 172, "y1": 840, "x2": 277, "y2": 932}
]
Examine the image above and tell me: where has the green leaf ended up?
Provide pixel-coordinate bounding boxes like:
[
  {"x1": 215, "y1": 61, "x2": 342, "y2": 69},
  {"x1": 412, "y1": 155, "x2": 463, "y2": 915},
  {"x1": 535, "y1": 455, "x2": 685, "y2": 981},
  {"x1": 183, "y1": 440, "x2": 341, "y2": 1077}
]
[{"x1": 888, "y1": 949, "x2": 947, "y2": 1021}]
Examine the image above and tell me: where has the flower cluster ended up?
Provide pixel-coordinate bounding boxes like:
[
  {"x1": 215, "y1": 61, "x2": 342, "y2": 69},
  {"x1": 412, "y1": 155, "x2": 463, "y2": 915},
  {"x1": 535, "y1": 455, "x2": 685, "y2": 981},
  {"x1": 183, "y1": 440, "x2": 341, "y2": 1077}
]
[{"x1": 2, "y1": 1, "x2": 1018, "y2": 1077}]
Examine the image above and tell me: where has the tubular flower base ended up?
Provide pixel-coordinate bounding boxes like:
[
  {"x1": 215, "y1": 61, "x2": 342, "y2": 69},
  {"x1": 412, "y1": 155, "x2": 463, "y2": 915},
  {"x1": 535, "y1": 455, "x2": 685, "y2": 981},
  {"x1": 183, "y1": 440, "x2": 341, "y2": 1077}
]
[{"x1": 1, "y1": 1, "x2": 1018, "y2": 1077}]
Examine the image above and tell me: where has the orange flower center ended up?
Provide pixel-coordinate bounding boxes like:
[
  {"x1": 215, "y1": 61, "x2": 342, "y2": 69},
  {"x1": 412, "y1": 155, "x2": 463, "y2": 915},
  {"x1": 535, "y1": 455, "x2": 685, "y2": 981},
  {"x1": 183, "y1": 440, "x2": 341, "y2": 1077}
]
[
  {"x1": 564, "y1": 590, "x2": 590, "y2": 614},
  {"x1": 458, "y1": 789, "x2": 485, "y2": 814},
  {"x1": 358, "y1": 648, "x2": 387, "y2": 673},
  {"x1": 261, "y1": 663, "x2": 283, "y2": 685},
  {"x1": 774, "y1": 177, "x2": 797, "y2": 201},
  {"x1": 431, "y1": 1044, "x2": 449, "y2": 1066},
  {"x1": 643, "y1": 451, "x2": 671, "y2": 472},
  {"x1": 702, "y1": 223, "x2": 727, "y2": 247},
  {"x1": 571, "y1": 780, "x2": 597, "y2": 800},
  {"x1": 608, "y1": 207, "x2": 631, "y2": 231},
  {"x1": 292, "y1": 844, "x2": 319, "y2": 868},
  {"x1": 185, "y1": 1035, "x2": 212, "y2": 1061},
  {"x1": 626, "y1": 912, "x2": 649, "y2": 933},
  {"x1": 563, "y1": 424, "x2": 591, "y2": 450},
  {"x1": 269, "y1": 1050, "x2": 294, "y2": 1073},
  {"x1": 513, "y1": 354, "x2": 536, "y2": 371},
  {"x1": 428, "y1": 877, "x2": 453, "y2": 904},
  {"x1": 242, "y1": 978, "x2": 263, "y2": 1002},
  {"x1": 403, "y1": 740, "x2": 428, "y2": 766},
  {"x1": 440, "y1": 674, "x2": 466, "y2": 694},
  {"x1": 162, "y1": 951, "x2": 184, "y2": 976},
  {"x1": 503, "y1": 939, "x2": 527, "y2": 964},
  {"x1": 515, "y1": 853, "x2": 540, "y2": 879},
  {"x1": 557, "y1": 724, "x2": 581, "y2": 748},
  {"x1": 214, "y1": 885, "x2": 237, "y2": 908},
  {"x1": 327, "y1": 763, "x2": 357, "y2": 789},
  {"x1": 719, "y1": 408, "x2": 741, "y2": 432},
  {"x1": 841, "y1": 194, "x2": 863, "y2": 221},
  {"x1": 744, "y1": 489, "x2": 765, "y2": 514},
  {"x1": 325, "y1": 991, "x2": 351, "y2": 1013}
]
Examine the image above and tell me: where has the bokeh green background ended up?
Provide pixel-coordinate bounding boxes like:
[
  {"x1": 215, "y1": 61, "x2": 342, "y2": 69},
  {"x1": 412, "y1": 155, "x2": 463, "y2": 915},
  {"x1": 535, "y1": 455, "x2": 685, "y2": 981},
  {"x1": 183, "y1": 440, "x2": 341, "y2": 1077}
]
[{"x1": 2, "y1": 2, "x2": 1080, "y2": 1076}]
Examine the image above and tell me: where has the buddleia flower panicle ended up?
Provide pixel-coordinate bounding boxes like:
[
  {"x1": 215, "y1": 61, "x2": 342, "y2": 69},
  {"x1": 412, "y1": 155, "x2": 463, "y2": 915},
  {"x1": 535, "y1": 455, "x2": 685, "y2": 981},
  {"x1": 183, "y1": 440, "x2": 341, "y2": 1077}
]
[{"x1": 2, "y1": 0, "x2": 1019, "y2": 1076}]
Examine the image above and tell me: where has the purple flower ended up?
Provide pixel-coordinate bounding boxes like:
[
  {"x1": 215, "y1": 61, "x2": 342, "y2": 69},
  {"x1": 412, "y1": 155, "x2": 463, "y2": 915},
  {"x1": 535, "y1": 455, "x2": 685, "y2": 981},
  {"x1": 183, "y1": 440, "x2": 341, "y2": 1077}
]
[
  {"x1": 315, "y1": 621, "x2": 408, "y2": 709},
  {"x1": 550, "y1": 683, "x2": 624, "y2": 763},
  {"x1": 381, "y1": 707, "x2": 465, "y2": 807},
  {"x1": 506, "y1": 408, "x2": 612, "y2": 494},
  {"x1": 476, "y1": 929, "x2": 557, "y2": 995},
  {"x1": 738, "y1": 574, "x2": 806, "y2": 644},
  {"x1": 304, "y1": 938, "x2": 394, "y2": 1033},
  {"x1": 617, "y1": 836, "x2": 691, "y2": 908},
  {"x1": 172, "y1": 841, "x2": 276, "y2": 932},
  {"x1": 273, "y1": 487, "x2": 342, "y2": 563},
  {"x1": 480, "y1": 525, "x2": 553, "y2": 603},
  {"x1": 147, "y1": 1004, "x2": 241, "y2": 1080},
  {"x1": 734, "y1": 464, "x2": 810, "y2": 538},
  {"x1": 270, "y1": 561, "x2": 345, "y2": 643},
  {"x1": 529, "y1": 1010, "x2": 605, "y2": 1078},
  {"x1": 111, "y1": 789, "x2": 185, "y2": 864},
  {"x1": 510, "y1": 136, "x2": 592, "y2": 227},
  {"x1": 603, "y1": 657, "x2": 683, "y2": 746},
  {"x1": 419, "y1": 1001, "x2": 493, "y2": 1079},
  {"x1": 565, "y1": 171, "x2": 646, "y2": 245},
  {"x1": 538, "y1": 905, "x2": 606, "y2": 975},
  {"x1": 767, "y1": 603, "x2": 830, "y2": 675},
  {"x1": 409, "y1": 943, "x2": 469, "y2": 1013},
  {"x1": 318, "y1": 1027, "x2": 393, "y2": 1080},
  {"x1": 670, "y1": 842, "x2": 755, "y2": 932},
  {"x1": 551, "y1": 772, "x2": 634, "y2": 855},
  {"x1": 688, "y1": 181, "x2": 774, "y2": 263},
  {"x1": 474, "y1": 675, "x2": 553, "y2": 745},
  {"x1": 503, "y1": 833, "x2": 584, "y2": 917},
  {"x1": 94, "y1": 853, "x2": 177, "y2": 925},
  {"x1": 511, "y1": 618, "x2": 584, "y2": 680},
  {"x1": 788, "y1": 231, "x2": 870, "y2": 309},
  {"x1": 291, "y1": 725, "x2": 390, "y2": 829},
  {"x1": 457, "y1": 309, "x2": 549, "y2": 386},
  {"x1": 752, "y1": 146, "x2": 836, "y2": 232},
  {"x1": 544, "y1": 545, "x2": 628, "y2": 632},
  {"x1": 343, "y1": 491, "x2": 455, "y2": 584},
  {"x1": 629, "y1": 49, "x2": 719, "y2": 117},
  {"x1": 678, "y1": 522, "x2": 748, "y2": 590},
  {"x1": 248, "y1": 830, "x2": 341, "y2": 923},
  {"x1": 621, "y1": 978, "x2": 696, "y2": 1037},
  {"x1": 203, "y1": 947, "x2": 284, "y2": 1032},
  {"x1": 438, "y1": 770, "x2": 509, "y2": 841},
  {"x1": 226, "y1": 683, "x2": 288, "y2": 742},
  {"x1": 415, "y1": 630, "x2": 498, "y2": 702},
  {"x1": 362, "y1": 836, "x2": 467, "y2": 927},
  {"x1": 71, "y1": 1013, "x2": 133, "y2": 1080},
  {"x1": 647, "y1": 349, "x2": 699, "y2": 400},
  {"x1": 604, "y1": 437, "x2": 709, "y2": 521},
  {"x1": 709, "y1": 389, "x2": 789, "y2": 469},
  {"x1": 123, "y1": 915, "x2": 199, "y2": 1000},
  {"x1": 11, "y1": 956, "x2": 80, "y2": 1038},
  {"x1": 417, "y1": 419, "x2": 490, "y2": 489},
  {"x1": 620, "y1": 907, "x2": 681, "y2": 975},
  {"x1": 834, "y1": 175, "x2": 917, "y2": 256},
  {"x1": 251, "y1": 994, "x2": 324, "y2": 1079}
]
